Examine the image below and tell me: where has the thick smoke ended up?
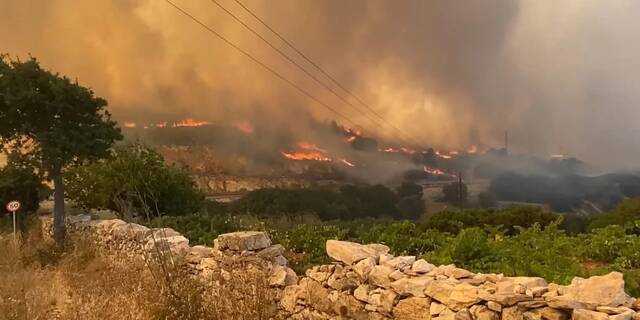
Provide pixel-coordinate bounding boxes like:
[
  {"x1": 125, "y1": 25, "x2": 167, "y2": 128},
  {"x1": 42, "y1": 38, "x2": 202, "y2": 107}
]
[{"x1": 1, "y1": 0, "x2": 639, "y2": 169}]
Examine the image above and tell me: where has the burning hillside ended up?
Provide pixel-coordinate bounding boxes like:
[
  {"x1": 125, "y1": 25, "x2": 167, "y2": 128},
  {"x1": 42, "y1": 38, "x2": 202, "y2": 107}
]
[{"x1": 121, "y1": 117, "x2": 495, "y2": 187}]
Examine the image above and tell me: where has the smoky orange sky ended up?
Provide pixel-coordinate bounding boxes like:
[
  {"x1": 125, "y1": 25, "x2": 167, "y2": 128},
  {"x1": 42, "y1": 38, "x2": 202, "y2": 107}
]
[{"x1": 1, "y1": 0, "x2": 639, "y2": 170}]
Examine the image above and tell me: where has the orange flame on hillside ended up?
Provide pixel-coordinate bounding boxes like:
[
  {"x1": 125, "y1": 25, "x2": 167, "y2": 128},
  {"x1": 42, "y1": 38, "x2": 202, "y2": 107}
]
[
  {"x1": 281, "y1": 151, "x2": 331, "y2": 162},
  {"x1": 380, "y1": 147, "x2": 416, "y2": 154},
  {"x1": 467, "y1": 145, "x2": 478, "y2": 154},
  {"x1": 123, "y1": 122, "x2": 136, "y2": 128},
  {"x1": 172, "y1": 118, "x2": 210, "y2": 128},
  {"x1": 298, "y1": 142, "x2": 327, "y2": 153}
]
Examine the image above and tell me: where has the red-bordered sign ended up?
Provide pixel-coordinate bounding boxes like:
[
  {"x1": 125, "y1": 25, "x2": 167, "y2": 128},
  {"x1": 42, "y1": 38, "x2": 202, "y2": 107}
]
[{"x1": 6, "y1": 201, "x2": 20, "y2": 212}]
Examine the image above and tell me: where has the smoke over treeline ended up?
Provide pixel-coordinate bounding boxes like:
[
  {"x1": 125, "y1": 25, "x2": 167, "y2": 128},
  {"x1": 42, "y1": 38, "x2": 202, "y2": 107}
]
[{"x1": 2, "y1": 0, "x2": 640, "y2": 169}]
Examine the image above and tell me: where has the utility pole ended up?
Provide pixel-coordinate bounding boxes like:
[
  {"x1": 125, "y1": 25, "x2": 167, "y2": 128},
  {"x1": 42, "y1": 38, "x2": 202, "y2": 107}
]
[
  {"x1": 504, "y1": 130, "x2": 509, "y2": 155},
  {"x1": 458, "y1": 171, "x2": 463, "y2": 210}
]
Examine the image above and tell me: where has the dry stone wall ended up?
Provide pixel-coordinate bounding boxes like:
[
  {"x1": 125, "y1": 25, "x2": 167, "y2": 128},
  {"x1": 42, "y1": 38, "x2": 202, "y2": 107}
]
[{"x1": 47, "y1": 216, "x2": 640, "y2": 320}]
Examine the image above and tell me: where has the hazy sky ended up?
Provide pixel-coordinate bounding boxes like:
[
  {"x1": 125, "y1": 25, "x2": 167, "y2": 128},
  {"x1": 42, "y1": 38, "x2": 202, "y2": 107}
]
[{"x1": 1, "y1": 0, "x2": 639, "y2": 169}]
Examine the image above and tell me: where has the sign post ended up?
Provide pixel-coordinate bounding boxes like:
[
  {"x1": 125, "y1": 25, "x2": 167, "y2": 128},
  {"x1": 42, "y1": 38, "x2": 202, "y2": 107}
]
[{"x1": 6, "y1": 200, "x2": 21, "y2": 246}]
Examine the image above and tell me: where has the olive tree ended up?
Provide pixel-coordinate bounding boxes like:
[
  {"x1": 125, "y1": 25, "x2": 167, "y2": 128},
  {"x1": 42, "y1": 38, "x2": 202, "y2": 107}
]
[{"x1": 0, "y1": 56, "x2": 122, "y2": 245}]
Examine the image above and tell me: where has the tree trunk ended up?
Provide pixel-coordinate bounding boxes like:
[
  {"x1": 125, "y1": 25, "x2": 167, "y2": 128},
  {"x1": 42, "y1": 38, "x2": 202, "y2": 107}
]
[{"x1": 52, "y1": 170, "x2": 65, "y2": 246}]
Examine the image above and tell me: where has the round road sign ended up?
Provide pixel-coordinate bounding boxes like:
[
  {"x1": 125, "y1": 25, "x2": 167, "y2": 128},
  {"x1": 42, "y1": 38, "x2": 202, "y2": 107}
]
[{"x1": 6, "y1": 201, "x2": 20, "y2": 212}]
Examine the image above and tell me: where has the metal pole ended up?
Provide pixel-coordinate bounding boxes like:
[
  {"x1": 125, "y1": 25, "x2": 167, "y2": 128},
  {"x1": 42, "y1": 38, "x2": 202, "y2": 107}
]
[{"x1": 12, "y1": 210, "x2": 16, "y2": 246}]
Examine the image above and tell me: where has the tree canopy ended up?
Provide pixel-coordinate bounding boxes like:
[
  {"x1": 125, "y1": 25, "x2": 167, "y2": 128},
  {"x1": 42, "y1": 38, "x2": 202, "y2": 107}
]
[{"x1": 0, "y1": 55, "x2": 122, "y2": 243}]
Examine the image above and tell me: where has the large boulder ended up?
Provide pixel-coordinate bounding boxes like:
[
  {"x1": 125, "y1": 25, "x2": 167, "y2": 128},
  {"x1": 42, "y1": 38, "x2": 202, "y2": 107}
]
[
  {"x1": 424, "y1": 280, "x2": 480, "y2": 311},
  {"x1": 546, "y1": 272, "x2": 633, "y2": 310},
  {"x1": 216, "y1": 231, "x2": 271, "y2": 251},
  {"x1": 326, "y1": 240, "x2": 390, "y2": 265}
]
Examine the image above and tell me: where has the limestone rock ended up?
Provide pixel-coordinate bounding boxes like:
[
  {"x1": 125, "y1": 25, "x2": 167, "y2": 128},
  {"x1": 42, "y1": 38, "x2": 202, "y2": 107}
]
[
  {"x1": 412, "y1": 259, "x2": 437, "y2": 274},
  {"x1": 609, "y1": 310, "x2": 635, "y2": 320},
  {"x1": 369, "y1": 265, "x2": 395, "y2": 288},
  {"x1": 269, "y1": 265, "x2": 298, "y2": 287},
  {"x1": 501, "y1": 306, "x2": 525, "y2": 320},
  {"x1": 424, "y1": 280, "x2": 480, "y2": 311},
  {"x1": 596, "y1": 306, "x2": 635, "y2": 315},
  {"x1": 332, "y1": 293, "x2": 367, "y2": 318},
  {"x1": 306, "y1": 266, "x2": 332, "y2": 283},
  {"x1": 571, "y1": 309, "x2": 608, "y2": 320},
  {"x1": 299, "y1": 278, "x2": 333, "y2": 314},
  {"x1": 536, "y1": 307, "x2": 569, "y2": 320},
  {"x1": 393, "y1": 297, "x2": 431, "y2": 320},
  {"x1": 354, "y1": 284, "x2": 374, "y2": 303},
  {"x1": 281, "y1": 285, "x2": 304, "y2": 313},
  {"x1": 326, "y1": 240, "x2": 389, "y2": 265},
  {"x1": 145, "y1": 235, "x2": 190, "y2": 256},
  {"x1": 216, "y1": 231, "x2": 271, "y2": 251},
  {"x1": 256, "y1": 244, "x2": 285, "y2": 259},
  {"x1": 390, "y1": 270, "x2": 407, "y2": 281},
  {"x1": 391, "y1": 276, "x2": 433, "y2": 297},
  {"x1": 272, "y1": 255, "x2": 288, "y2": 266},
  {"x1": 547, "y1": 272, "x2": 632, "y2": 310},
  {"x1": 470, "y1": 305, "x2": 499, "y2": 320},
  {"x1": 384, "y1": 256, "x2": 416, "y2": 270},
  {"x1": 354, "y1": 257, "x2": 377, "y2": 278},
  {"x1": 487, "y1": 301, "x2": 502, "y2": 312},
  {"x1": 368, "y1": 288, "x2": 398, "y2": 313},
  {"x1": 455, "y1": 308, "x2": 473, "y2": 320},
  {"x1": 431, "y1": 302, "x2": 447, "y2": 316}
]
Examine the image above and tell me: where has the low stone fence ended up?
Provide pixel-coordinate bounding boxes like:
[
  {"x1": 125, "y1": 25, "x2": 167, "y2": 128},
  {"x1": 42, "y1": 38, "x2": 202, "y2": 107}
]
[{"x1": 45, "y1": 216, "x2": 640, "y2": 320}]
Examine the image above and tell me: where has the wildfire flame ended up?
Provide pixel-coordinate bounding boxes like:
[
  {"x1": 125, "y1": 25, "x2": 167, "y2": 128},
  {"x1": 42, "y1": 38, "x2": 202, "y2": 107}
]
[
  {"x1": 282, "y1": 140, "x2": 356, "y2": 167},
  {"x1": 281, "y1": 151, "x2": 331, "y2": 162},
  {"x1": 380, "y1": 147, "x2": 416, "y2": 154},
  {"x1": 467, "y1": 145, "x2": 478, "y2": 154},
  {"x1": 298, "y1": 142, "x2": 328, "y2": 154},
  {"x1": 123, "y1": 122, "x2": 136, "y2": 128},
  {"x1": 172, "y1": 118, "x2": 210, "y2": 127}
]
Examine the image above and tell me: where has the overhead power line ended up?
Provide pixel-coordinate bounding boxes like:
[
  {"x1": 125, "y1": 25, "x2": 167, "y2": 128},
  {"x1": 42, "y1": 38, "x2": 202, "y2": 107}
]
[
  {"x1": 208, "y1": 0, "x2": 396, "y2": 140},
  {"x1": 231, "y1": 0, "x2": 422, "y2": 146},
  {"x1": 164, "y1": 0, "x2": 359, "y2": 128}
]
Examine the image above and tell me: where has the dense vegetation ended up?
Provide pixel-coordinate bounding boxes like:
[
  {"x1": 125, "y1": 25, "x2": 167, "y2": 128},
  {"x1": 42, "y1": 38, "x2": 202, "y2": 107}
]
[
  {"x1": 230, "y1": 185, "x2": 399, "y2": 220},
  {"x1": 65, "y1": 144, "x2": 205, "y2": 219},
  {"x1": 0, "y1": 154, "x2": 50, "y2": 231},
  {"x1": 150, "y1": 198, "x2": 640, "y2": 295}
]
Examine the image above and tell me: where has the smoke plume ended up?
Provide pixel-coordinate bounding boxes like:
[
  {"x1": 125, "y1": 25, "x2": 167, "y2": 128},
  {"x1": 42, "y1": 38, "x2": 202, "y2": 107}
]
[{"x1": 1, "y1": 0, "x2": 639, "y2": 169}]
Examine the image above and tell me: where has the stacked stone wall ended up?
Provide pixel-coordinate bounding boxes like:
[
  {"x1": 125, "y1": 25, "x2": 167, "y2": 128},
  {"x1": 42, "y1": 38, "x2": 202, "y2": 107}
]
[{"x1": 47, "y1": 216, "x2": 640, "y2": 320}]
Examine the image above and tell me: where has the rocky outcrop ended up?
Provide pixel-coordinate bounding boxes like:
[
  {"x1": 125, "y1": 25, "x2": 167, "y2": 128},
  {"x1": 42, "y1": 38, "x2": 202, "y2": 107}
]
[{"x1": 47, "y1": 217, "x2": 640, "y2": 320}]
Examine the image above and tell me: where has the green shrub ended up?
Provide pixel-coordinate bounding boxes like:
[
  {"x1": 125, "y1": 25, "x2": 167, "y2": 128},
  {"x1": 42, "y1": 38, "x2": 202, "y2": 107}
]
[
  {"x1": 355, "y1": 221, "x2": 446, "y2": 256},
  {"x1": 0, "y1": 154, "x2": 50, "y2": 231},
  {"x1": 588, "y1": 198, "x2": 640, "y2": 231},
  {"x1": 273, "y1": 224, "x2": 348, "y2": 272},
  {"x1": 423, "y1": 206, "x2": 558, "y2": 235},
  {"x1": 232, "y1": 184, "x2": 399, "y2": 220},
  {"x1": 65, "y1": 144, "x2": 205, "y2": 218}
]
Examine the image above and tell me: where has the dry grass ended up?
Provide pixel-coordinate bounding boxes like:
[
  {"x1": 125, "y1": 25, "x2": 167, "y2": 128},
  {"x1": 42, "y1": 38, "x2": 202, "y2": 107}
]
[{"x1": 0, "y1": 224, "x2": 279, "y2": 320}]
